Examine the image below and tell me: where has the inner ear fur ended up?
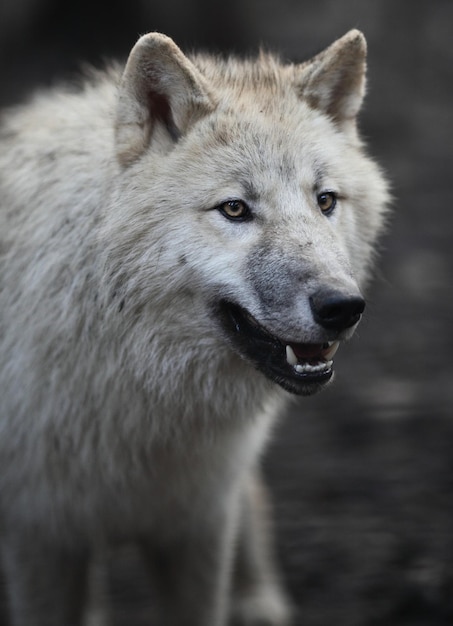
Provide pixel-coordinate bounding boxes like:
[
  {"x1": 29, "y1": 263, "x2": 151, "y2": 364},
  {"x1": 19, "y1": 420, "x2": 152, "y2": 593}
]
[
  {"x1": 115, "y1": 33, "x2": 216, "y2": 166},
  {"x1": 297, "y1": 29, "x2": 367, "y2": 127}
]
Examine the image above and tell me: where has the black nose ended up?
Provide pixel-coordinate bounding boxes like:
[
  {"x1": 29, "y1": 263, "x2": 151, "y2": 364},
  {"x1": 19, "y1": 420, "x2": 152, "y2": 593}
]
[{"x1": 310, "y1": 288, "x2": 365, "y2": 331}]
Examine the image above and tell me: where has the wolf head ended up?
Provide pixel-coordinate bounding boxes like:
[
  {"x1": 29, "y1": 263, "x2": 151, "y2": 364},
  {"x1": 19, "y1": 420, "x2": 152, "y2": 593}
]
[{"x1": 107, "y1": 31, "x2": 389, "y2": 396}]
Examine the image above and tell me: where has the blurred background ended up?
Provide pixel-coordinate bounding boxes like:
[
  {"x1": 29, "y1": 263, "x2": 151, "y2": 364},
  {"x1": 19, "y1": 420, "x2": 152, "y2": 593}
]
[{"x1": 1, "y1": 1, "x2": 452, "y2": 624}]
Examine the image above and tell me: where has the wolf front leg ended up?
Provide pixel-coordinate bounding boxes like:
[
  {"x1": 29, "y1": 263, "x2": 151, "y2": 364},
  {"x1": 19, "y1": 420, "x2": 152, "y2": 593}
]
[
  {"x1": 140, "y1": 498, "x2": 241, "y2": 626},
  {"x1": 230, "y1": 470, "x2": 293, "y2": 626},
  {"x1": 1, "y1": 533, "x2": 90, "y2": 626}
]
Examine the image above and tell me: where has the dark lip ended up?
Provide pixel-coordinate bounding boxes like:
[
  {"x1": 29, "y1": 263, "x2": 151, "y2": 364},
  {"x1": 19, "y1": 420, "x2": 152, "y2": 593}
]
[{"x1": 215, "y1": 299, "x2": 333, "y2": 396}]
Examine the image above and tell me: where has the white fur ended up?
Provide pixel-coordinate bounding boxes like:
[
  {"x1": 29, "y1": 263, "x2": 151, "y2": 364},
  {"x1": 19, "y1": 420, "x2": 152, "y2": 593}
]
[{"x1": 0, "y1": 31, "x2": 389, "y2": 626}]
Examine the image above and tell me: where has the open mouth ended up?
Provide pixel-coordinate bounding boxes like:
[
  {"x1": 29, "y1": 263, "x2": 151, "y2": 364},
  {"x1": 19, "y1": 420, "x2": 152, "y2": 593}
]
[{"x1": 216, "y1": 300, "x2": 340, "y2": 395}]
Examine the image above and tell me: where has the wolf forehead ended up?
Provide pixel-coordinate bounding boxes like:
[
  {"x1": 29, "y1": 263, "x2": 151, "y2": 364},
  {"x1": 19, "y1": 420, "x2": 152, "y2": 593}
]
[{"x1": 141, "y1": 53, "x2": 353, "y2": 197}]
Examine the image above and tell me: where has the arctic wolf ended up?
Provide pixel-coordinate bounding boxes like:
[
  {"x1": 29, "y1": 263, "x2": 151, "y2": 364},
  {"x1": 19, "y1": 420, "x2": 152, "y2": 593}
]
[{"x1": 0, "y1": 30, "x2": 388, "y2": 625}]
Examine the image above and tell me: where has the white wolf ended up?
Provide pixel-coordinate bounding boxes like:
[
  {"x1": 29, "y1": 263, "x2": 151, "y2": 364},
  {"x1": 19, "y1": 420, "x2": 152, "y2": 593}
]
[{"x1": 0, "y1": 30, "x2": 388, "y2": 626}]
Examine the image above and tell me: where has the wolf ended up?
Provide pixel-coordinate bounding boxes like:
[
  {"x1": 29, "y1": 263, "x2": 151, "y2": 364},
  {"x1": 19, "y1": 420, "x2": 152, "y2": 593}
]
[{"x1": 0, "y1": 29, "x2": 388, "y2": 626}]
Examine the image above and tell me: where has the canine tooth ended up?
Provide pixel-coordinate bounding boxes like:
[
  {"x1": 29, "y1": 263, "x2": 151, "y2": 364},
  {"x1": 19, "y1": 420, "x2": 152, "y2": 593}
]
[
  {"x1": 324, "y1": 341, "x2": 340, "y2": 360},
  {"x1": 286, "y1": 345, "x2": 298, "y2": 366},
  {"x1": 295, "y1": 363, "x2": 305, "y2": 373}
]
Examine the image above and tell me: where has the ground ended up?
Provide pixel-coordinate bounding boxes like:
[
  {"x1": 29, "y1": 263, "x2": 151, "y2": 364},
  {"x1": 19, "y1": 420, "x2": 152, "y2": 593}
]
[{"x1": 1, "y1": 1, "x2": 452, "y2": 624}]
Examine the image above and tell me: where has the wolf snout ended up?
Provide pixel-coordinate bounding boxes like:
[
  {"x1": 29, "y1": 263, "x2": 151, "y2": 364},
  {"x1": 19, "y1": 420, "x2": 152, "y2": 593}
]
[{"x1": 309, "y1": 288, "x2": 365, "y2": 332}]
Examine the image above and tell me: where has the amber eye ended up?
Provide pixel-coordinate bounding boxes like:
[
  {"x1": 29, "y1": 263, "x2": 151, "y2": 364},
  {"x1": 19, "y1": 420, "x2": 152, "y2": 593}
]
[
  {"x1": 317, "y1": 192, "x2": 337, "y2": 216},
  {"x1": 218, "y1": 200, "x2": 251, "y2": 221}
]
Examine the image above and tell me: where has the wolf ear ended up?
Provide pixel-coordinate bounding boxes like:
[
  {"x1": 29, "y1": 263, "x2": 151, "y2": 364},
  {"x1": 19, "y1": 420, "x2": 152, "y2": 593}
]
[
  {"x1": 115, "y1": 33, "x2": 216, "y2": 166},
  {"x1": 297, "y1": 30, "x2": 367, "y2": 127}
]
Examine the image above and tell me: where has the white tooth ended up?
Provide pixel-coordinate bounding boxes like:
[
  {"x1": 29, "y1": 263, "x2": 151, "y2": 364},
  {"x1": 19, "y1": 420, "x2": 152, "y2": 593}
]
[
  {"x1": 286, "y1": 345, "x2": 298, "y2": 366},
  {"x1": 324, "y1": 341, "x2": 340, "y2": 360},
  {"x1": 296, "y1": 362, "x2": 313, "y2": 373},
  {"x1": 294, "y1": 361, "x2": 333, "y2": 375}
]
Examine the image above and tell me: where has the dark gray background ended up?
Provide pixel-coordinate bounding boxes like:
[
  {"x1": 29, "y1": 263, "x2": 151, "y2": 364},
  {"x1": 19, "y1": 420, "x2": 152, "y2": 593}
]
[{"x1": 1, "y1": 1, "x2": 452, "y2": 624}]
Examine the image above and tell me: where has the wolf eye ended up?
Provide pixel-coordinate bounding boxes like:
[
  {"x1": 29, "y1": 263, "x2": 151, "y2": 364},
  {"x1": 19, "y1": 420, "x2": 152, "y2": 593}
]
[
  {"x1": 218, "y1": 200, "x2": 252, "y2": 222},
  {"x1": 317, "y1": 192, "x2": 337, "y2": 216}
]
